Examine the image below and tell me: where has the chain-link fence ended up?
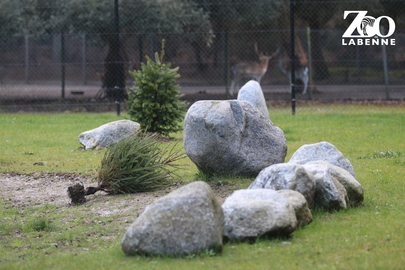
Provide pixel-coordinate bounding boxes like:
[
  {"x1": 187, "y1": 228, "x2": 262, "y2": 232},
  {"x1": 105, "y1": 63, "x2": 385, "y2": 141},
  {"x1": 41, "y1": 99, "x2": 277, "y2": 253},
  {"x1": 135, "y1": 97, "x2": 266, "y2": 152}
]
[{"x1": 0, "y1": 0, "x2": 404, "y2": 112}]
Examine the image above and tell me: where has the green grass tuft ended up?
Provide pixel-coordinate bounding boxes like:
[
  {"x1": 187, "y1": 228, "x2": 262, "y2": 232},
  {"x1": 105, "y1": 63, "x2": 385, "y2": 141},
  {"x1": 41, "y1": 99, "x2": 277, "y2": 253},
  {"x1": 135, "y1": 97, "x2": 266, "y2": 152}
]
[
  {"x1": 24, "y1": 217, "x2": 55, "y2": 232},
  {"x1": 358, "y1": 149, "x2": 405, "y2": 159}
]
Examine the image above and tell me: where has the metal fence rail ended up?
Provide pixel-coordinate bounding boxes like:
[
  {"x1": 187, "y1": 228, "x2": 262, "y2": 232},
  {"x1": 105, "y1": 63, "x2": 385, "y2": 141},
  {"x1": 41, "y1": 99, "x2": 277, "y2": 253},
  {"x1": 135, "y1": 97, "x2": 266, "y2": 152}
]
[{"x1": 0, "y1": 0, "x2": 404, "y2": 112}]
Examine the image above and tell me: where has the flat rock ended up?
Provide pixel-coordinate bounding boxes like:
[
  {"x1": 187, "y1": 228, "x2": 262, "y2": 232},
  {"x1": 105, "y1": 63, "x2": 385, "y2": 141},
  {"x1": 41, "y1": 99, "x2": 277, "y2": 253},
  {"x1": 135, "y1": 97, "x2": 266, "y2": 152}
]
[{"x1": 78, "y1": 120, "x2": 140, "y2": 150}]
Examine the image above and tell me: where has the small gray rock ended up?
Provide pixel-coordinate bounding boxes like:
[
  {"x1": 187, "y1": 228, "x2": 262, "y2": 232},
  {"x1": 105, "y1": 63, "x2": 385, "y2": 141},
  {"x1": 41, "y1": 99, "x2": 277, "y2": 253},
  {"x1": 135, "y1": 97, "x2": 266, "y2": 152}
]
[
  {"x1": 276, "y1": 190, "x2": 313, "y2": 227},
  {"x1": 249, "y1": 163, "x2": 316, "y2": 207},
  {"x1": 288, "y1": 141, "x2": 356, "y2": 177},
  {"x1": 303, "y1": 162, "x2": 349, "y2": 210},
  {"x1": 304, "y1": 161, "x2": 364, "y2": 207},
  {"x1": 222, "y1": 189, "x2": 297, "y2": 241},
  {"x1": 78, "y1": 120, "x2": 140, "y2": 150},
  {"x1": 237, "y1": 80, "x2": 269, "y2": 118}
]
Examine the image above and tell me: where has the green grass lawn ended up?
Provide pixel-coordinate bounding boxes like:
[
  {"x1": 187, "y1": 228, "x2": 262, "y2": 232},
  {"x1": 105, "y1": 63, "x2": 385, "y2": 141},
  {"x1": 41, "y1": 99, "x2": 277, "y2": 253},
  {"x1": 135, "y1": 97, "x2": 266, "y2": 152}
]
[
  {"x1": 0, "y1": 105, "x2": 404, "y2": 269},
  {"x1": 0, "y1": 112, "x2": 125, "y2": 175}
]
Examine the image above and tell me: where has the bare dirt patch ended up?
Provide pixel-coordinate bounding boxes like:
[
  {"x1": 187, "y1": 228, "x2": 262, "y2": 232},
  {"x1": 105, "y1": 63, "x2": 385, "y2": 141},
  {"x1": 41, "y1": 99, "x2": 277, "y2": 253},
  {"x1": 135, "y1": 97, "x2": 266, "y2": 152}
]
[
  {"x1": 1, "y1": 172, "x2": 88, "y2": 208},
  {"x1": 0, "y1": 172, "x2": 237, "y2": 217}
]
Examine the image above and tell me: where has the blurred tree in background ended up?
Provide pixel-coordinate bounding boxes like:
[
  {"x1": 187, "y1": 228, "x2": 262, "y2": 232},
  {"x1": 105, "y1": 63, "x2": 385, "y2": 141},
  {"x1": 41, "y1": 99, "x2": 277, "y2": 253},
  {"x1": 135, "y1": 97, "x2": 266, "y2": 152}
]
[
  {"x1": 0, "y1": 0, "x2": 213, "y2": 98},
  {"x1": 1, "y1": 0, "x2": 405, "y2": 89}
]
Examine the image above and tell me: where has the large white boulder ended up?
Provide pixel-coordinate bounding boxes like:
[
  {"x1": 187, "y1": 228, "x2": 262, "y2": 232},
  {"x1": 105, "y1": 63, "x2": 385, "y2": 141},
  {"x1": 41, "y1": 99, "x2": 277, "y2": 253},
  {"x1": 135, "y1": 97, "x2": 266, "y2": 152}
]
[
  {"x1": 78, "y1": 120, "x2": 140, "y2": 150},
  {"x1": 121, "y1": 181, "x2": 223, "y2": 257},
  {"x1": 183, "y1": 100, "x2": 287, "y2": 177},
  {"x1": 288, "y1": 141, "x2": 356, "y2": 177},
  {"x1": 237, "y1": 80, "x2": 269, "y2": 118}
]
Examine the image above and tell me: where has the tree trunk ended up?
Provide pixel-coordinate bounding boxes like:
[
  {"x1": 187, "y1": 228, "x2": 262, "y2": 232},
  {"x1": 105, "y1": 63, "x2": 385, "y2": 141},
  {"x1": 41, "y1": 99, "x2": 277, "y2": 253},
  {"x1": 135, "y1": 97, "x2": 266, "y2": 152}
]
[
  {"x1": 102, "y1": 40, "x2": 127, "y2": 100},
  {"x1": 309, "y1": 23, "x2": 329, "y2": 80},
  {"x1": 192, "y1": 41, "x2": 207, "y2": 71}
]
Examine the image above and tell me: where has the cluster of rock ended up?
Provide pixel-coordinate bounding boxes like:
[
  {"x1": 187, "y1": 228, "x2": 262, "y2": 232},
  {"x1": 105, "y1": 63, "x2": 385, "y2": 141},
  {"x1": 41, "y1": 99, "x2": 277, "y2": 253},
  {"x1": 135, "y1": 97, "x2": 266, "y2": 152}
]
[
  {"x1": 121, "y1": 181, "x2": 312, "y2": 256},
  {"x1": 250, "y1": 142, "x2": 364, "y2": 210},
  {"x1": 122, "y1": 80, "x2": 364, "y2": 256},
  {"x1": 121, "y1": 140, "x2": 364, "y2": 256},
  {"x1": 183, "y1": 80, "x2": 363, "y2": 209},
  {"x1": 78, "y1": 120, "x2": 140, "y2": 150}
]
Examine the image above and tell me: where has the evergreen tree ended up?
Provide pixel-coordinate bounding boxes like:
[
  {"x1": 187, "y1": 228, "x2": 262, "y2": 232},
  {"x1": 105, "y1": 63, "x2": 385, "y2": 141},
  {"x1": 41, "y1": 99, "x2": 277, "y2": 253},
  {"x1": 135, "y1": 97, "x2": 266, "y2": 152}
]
[{"x1": 127, "y1": 40, "x2": 186, "y2": 137}]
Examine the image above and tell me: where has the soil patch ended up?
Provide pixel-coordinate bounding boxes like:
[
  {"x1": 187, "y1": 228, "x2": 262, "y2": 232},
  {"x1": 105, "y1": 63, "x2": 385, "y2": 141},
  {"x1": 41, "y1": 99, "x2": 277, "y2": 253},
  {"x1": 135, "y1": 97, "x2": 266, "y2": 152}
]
[{"x1": 0, "y1": 173, "x2": 237, "y2": 216}]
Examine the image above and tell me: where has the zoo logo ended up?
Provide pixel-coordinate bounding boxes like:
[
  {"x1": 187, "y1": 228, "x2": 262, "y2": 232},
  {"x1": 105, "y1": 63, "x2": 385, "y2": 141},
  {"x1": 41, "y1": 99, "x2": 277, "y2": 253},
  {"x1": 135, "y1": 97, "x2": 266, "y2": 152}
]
[{"x1": 342, "y1": 11, "x2": 396, "y2": 46}]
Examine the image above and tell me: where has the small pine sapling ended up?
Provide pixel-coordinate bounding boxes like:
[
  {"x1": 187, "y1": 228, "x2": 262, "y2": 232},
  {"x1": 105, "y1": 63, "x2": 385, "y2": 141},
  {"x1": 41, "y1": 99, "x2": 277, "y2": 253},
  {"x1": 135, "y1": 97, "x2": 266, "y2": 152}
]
[
  {"x1": 127, "y1": 40, "x2": 186, "y2": 137},
  {"x1": 67, "y1": 133, "x2": 186, "y2": 204},
  {"x1": 96, "y1": 133, "x2": 185, "y2": 194}
]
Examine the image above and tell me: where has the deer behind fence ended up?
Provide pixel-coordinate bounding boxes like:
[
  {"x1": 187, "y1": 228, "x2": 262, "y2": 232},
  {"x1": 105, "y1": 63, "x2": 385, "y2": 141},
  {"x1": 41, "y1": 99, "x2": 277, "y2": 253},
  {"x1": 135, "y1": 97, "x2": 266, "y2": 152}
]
[{"x1": 230, "y1": 43, "x2": 279, "y2": 96}]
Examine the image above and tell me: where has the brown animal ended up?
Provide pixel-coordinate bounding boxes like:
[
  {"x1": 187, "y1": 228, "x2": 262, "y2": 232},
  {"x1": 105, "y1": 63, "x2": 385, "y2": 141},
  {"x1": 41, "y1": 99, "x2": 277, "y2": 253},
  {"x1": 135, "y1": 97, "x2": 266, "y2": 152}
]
[
  {"x1": 230, "y1": 43, "x2": 279, "y2": 96},
  {"x1": 277, "y1": 42, "x2": 310, "y2": 94}
]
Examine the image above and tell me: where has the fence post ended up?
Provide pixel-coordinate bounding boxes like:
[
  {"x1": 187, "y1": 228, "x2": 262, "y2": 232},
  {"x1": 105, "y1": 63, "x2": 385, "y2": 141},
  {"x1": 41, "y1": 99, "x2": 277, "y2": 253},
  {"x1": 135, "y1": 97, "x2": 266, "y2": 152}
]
[
  {"x1": 25, "y1": 35, "x2": 29, "y2": 83},
  {"x1": 381, "y1": 26, "x2": 390, "y2": 100},
  {"x1": 224, "y1": 30, "x2": 230, "y2": 98},
  {"x1": 290, "y1": 0, "x2": 296, "y2": 115},
  {"x1": 82, "y1": 34, "x2": 87, "y2": 85},
  {"x1": 61, "y1": 31, "x2": 66, "y2": 99},
  {"x1": 114, "y1": 0, "x2": 121, "y2": 116},
  {"x1": 306, "y1": 27, "x2": 313, "y2": 100},
  {"x1": 355, "y1": 44, "x2": 360, "y2": 82},
  {"x1": 138, "y1": 35, "x2": 143, "y2": 65}
]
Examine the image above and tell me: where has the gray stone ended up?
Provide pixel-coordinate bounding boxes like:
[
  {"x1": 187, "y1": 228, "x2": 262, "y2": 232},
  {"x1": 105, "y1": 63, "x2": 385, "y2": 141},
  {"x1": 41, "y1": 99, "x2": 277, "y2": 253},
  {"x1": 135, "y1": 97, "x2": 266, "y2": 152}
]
[
  {"x1": 222, "y1": 189, "x2": 297, "y2": 241},
  {"x1": 121, "y1": 181, "x2": 223, "y2": 257},
  {"x1": 249, "y1": 163, "x2": 316, "y2": 207},
  {"x1": 304, "y1": 161, "x2": 364, "y2": 207},
  {"x1": 237, "y1": 80, "x2": 269, "y2": 118},
  {"x1": 183, "y1": 100, "x2": 287, "y2": 177},
  {"x1": 276, "y1": 190, "x2": 313, "y2": 227},
  {"x1": 78, "y1": 120, "x2": 140, "y2": 150},
  {"x1": 288, "y1": 141, "x2": 356, "y2": 177},
  {"x1": 303, "y1": 162, "x2": 349, "y2": 210}
]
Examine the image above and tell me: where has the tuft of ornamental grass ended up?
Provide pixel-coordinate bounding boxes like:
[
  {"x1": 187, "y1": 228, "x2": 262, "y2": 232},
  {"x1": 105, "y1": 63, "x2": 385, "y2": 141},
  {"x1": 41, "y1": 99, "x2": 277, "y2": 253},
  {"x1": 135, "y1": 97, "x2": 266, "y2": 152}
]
[{"x1": 96, "y1": 132, "x2": 186, "y2": 194}]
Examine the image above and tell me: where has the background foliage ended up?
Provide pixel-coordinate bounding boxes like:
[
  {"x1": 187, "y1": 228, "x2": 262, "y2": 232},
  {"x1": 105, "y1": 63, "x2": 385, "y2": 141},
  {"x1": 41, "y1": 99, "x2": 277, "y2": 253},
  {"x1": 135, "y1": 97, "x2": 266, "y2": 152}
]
[{"x1": 0, "y1": 0, "x2": 404, "y2": 112}]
